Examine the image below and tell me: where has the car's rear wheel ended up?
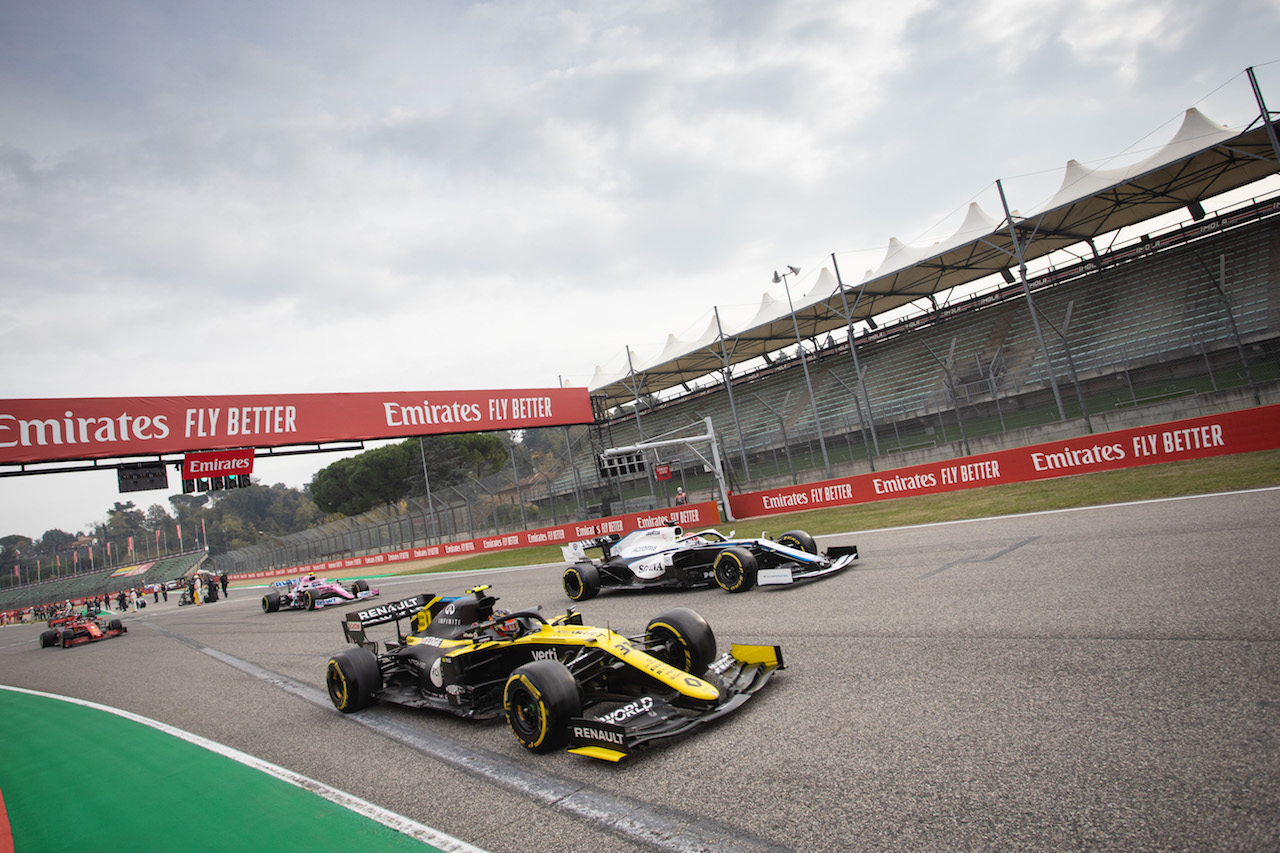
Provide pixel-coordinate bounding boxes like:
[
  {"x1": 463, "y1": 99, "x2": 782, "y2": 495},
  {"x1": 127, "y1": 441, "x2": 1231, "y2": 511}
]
[
  {"x1": 777, "y1": 529, "x2": 817, "y2": 554},
  {"x1": 503, "y1": 660, "x2": 580, "y2": 752},
  {"x1": 326, "y1": 648, "x2": 383, "y2": 712},
  {"x1": 39, "y1": 630, "x2": 57, "y2": 648},
  {"x1": 350, "y1": 579, "x2": 370, "y2": 596},
  {"x1": 713, "y1": 546, "x2": 758, "y2": 593},
  {"x1": 645, "y1": 607, "x2": 716, "y2": 675},
  {"x1": 563, "y1": 563, "x2": 600, "y2": 601},
  {"x1": 262, "y1": 591, "x2": 281, "y2": 613}
]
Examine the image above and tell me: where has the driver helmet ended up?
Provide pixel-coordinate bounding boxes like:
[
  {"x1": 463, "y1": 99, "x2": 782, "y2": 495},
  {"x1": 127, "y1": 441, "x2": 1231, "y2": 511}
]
[{"x1": 492, "y1": 608, "x2": 521, "y2": 638}]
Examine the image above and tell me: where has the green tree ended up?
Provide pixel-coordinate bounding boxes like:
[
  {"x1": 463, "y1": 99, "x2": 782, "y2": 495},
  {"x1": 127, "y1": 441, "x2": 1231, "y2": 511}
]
[
  {"x1": 453, "y1": 433, "x2": 508, "y2": 480},
  {"x1": 310, "y1": 443, "x2": 414, "y2": 516},
  {"x1": 309, "y1": 436, "x2": 508, "y2": 516},
  {"x1": 38, "y1": 529, "x2": 75, "y2": 553}
]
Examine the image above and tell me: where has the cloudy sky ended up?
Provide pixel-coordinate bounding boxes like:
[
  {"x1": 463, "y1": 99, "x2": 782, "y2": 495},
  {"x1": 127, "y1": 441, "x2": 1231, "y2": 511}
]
[{"x1": 2, "y1": 0, "x2": 1278, "y2": 539}]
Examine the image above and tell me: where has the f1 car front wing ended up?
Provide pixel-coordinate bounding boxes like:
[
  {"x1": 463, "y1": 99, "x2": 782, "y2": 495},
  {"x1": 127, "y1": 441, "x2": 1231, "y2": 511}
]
[
  {"x1": 567, "y1": 642, "x2": 785, "y2": 762},
  {"x1": 757, "y1": 545, "x2": 859, "y2": 586}
]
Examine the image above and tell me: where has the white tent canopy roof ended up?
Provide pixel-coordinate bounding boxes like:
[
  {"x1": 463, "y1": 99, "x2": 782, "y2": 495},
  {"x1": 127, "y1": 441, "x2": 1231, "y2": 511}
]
[{"x1": 589, "y1": 105, "x2": 1279, "y2": 410}]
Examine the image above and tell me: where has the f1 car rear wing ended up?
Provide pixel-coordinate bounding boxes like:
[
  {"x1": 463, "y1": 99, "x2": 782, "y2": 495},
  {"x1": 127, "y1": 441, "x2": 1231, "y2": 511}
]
[
  {"x1": 340, "y1": 586, "x2": 500, "y2": 649},
  {"x1": 341, "y1": 593, "x2": 431, "y2": 649}
]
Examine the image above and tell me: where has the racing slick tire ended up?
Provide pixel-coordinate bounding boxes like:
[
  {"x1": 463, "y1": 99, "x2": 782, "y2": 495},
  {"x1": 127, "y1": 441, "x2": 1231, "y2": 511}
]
[
  {"x1": 60, "y1": 628, "x2": 75, "y2": 648},
  {"x1": 645, "y1": 607, "x2": 716, "y2": 675},
  {"x1": 304, "y1": 589, "x2": 320, "y2": 610},
  {"x1": 563, "y1": 562, "x2": 601, "y2": 601},
  {"x1": 262, "y1": 591, "x2": 281, "y2": 613},
  {"x1": 777, "y1": 529, "x2": 817, "y2": 554},
  {"x1": 327, "y1": 647, "x2": 383, "y2": 713},
  {"x1": 39, "y1": 630, "x2": 58, "y2": 648},
  {"x1": 106, "y1": 618, "x2": 123, "y2": 632},
  {"x1": 713, "y1": 546, "x2": 758, "y2": 593},
  {"x1": 350, "y1": 579, "x2": 370, "y2": 596},
  {"x1": 503, "y1": 660, "x2": 581, "y2": 753}
]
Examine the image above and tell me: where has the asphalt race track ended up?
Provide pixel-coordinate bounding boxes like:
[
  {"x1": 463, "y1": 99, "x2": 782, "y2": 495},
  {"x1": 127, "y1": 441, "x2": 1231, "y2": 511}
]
[{"x1": 3, "y1": 489, "x2": 1278, "y2": 853}]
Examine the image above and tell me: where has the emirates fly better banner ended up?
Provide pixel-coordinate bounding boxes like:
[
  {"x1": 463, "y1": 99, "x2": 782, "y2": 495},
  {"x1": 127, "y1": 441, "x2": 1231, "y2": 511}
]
[
  {"x1": 0, "y1": 389, "x2": 594, "y2": 464},
  {"x1": 728, "y1": 404, "x2": 1280, "y2": 518}
]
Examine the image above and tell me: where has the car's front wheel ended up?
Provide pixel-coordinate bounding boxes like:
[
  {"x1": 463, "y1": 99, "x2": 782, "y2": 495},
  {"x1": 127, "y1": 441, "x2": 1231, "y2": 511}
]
[
  {"x1": 350, "y1": 579, "x2": 369, "y2": 596},
  {"x1": 777, "y1": 529, "x2": 817, "y2": 554},
  {"x1": 563, "y1": 563, "x2": 601, "y2": 601},
  {"x1": 713, "y1": 546, "x2": 758, "y2": 593},
  {"x1": 503, "y1": 660, "x2": 581, "y2": 752},
  {"x1": 645, "y1": 607, "x2": 716, "y2": 675},
  {"x1": 327, "y1": 648, "x2": 383, "y2": 712}
]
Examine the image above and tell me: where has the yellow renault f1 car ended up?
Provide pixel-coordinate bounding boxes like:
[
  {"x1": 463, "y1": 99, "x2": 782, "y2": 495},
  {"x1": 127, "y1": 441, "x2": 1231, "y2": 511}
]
[{"x1": 325, "y1": 586, "x2": 783, "y2": 762}]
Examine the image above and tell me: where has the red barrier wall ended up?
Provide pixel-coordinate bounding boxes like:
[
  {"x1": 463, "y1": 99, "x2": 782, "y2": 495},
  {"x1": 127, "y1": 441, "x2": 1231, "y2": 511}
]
[
  {"x1": 232, "y1": 501, "x2": 721, "y2": 582},
  {"x1": 728, "y1": 404, "x2": 1280, "y2": 518}
]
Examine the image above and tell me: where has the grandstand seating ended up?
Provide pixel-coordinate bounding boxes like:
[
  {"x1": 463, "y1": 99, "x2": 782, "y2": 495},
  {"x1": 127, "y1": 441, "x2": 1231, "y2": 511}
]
[
  {"x1": 0, "y1": 551, "x2": 207, "y2": 614},
  {"x1": 577, "y1": 204, "x2": 1278, "y2": 489}
]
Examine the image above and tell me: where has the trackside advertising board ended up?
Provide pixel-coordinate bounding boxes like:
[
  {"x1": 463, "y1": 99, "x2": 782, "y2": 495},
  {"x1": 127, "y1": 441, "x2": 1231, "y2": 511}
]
[
  {"x1": 230, "y1": 502, "x2": 720, "y2": 582},
  {"x1": 729, "y1": 404, "x2": 1280, "y2": 518},
  {"x1": 0, "y1": 388, "x2": 594, "y2": 465}
]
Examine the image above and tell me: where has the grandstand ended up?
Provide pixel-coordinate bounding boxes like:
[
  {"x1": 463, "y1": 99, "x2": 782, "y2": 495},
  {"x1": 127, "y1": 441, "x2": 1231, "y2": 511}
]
[
  {"x1": 0, "y1": 551, "x2": 208, "y2": 615},
  {"x1": 570, "y1": 197, "x2": 1279, "y2": 493}
]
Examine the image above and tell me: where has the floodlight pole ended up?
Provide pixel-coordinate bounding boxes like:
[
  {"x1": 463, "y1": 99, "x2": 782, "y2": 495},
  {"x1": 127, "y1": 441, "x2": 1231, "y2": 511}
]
[
  {"x1": 713, "y1": 306, "x2": 751, "y2": 480},
  {"x1": 1247, "y1": 67, "x2": 1280, "y2": 169},
  {"x1": 1033, "y1": 300, "x2": 1094, "y2": 433},
  {"x1": 559, "y1": 376, "x2": 585, "y2": 513},
  {"x1": 624, "y1": 345, "x2": 645, "y2": 440},
  {"x1": 830, "y1": 253, "x2": 880, "y2": 466},
  {"x1": 997, "y1": 179, "x2": 1067, "y2": 422},
  {"x1": 775, "y1": 266, "x2": 831, "y2": 478},
  {"x1": 417, "y1": 437, "x2": 439, "y2": 545}
]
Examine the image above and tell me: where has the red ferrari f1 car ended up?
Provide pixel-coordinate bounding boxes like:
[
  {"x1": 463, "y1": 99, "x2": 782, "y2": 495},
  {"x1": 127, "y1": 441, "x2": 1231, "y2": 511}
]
[{"x1": 39, "y1": 611, "x2": 127, "y2": 648}]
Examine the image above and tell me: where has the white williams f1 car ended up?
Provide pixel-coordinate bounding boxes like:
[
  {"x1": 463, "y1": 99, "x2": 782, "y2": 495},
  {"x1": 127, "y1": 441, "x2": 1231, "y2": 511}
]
[{"x1": 561, "y1": 525, "x2": 857, "y2": 600}]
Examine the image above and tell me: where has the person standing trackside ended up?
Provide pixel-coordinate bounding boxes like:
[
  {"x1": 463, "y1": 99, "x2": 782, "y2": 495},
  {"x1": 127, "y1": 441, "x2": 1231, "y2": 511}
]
[{"x1": 220, "y1": 572, "x2": 229, "y2": 598}]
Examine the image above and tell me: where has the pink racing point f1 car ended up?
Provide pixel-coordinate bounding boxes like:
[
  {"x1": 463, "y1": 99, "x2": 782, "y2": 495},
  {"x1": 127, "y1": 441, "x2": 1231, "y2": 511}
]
[{"x1": 262, "y1": 574, "x2": 380, "y2": 613}]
